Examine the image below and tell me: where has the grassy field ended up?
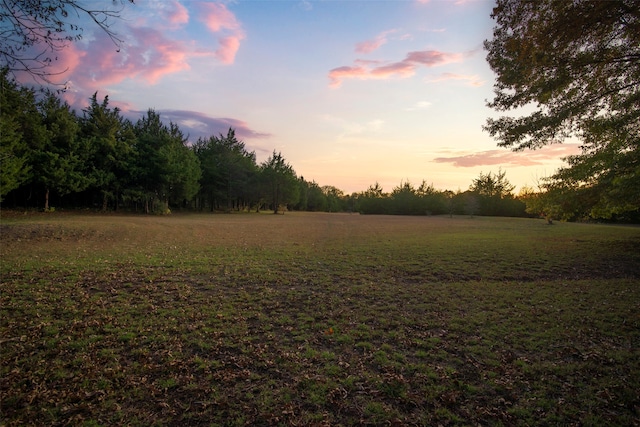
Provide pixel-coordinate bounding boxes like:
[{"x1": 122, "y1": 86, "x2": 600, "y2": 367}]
[{"x1": 1, "y1": 212, "x2": 639, "y2": 426}]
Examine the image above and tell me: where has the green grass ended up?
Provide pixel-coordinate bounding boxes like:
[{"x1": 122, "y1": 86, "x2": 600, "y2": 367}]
[{"x1": 1, "y1": 212, "x2": 639, "y2": 425}]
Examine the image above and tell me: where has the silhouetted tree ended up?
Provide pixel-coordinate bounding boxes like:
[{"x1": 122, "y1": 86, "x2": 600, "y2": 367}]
[
  {"x1": 484, "y1": 0, "x2": 640, "y2": 219},
  {"x1": 261, "y1": 151, "x2": 299, "y2": 214}
]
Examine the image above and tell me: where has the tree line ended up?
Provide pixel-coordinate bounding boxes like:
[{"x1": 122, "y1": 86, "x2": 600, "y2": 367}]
[
  {"x1": 0, "y1": 70, "x2": 531, "y2": 218},
  {"x1": 1, "y1": 69, "x2": 636, "y2": 222},
  {"x1": 0, "y1": 70, "x2": 294, "y2": 214}
]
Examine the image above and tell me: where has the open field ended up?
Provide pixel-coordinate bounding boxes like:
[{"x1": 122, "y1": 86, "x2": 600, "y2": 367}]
[{"x1": 1, "y1": 212, "x2": 639, "y2": 426}]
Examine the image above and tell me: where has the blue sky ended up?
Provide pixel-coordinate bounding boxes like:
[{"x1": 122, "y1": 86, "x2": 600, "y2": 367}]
[{"x1": 44, "y1": 0, "x2": 580, "y2": 194}]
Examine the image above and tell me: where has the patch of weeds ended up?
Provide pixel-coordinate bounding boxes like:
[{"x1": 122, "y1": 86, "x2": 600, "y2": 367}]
[
  {"x1": 324, "y1": 363, "x2": 341, "y2": 377},
  {"x1": 379, "y1": 377, "x2": 408, "y2": 399},
  {"x1": 157, "y1": 377, "x2": 178, "y2": 390},
  {"x1": 321, "y1": 350, "x2": 335, "y2": 361},
  {"x1": 415, "y1": 349, "x2": 429, "y2": 359},
  {"x1": 435, "y1": 407, "x2": 464, "y2": 424},
  {"x1": 363, "y1": 401, "x2": 392, "y2": 424},
  {"x1": 355, "y1": 341, "x2": 373, "y2": 352}
]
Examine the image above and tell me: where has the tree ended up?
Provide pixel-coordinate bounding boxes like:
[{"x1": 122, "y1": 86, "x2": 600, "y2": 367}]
[
  {"x1": 36, "y1": 91, "x2": 89, "y2": 209},
  {"x1": 322, "y1": 185, "x2": 345, "y2": 212},
  {"x1": 357, "y1": 182, "x2": 388, "y2": 214},
  {"x1": 0, "y1": 70, "x2": 32, "y2": 200},
  {"x1": 0, "y1": 108, "x2": 26, "y2": 200},
  {"x1": 484, "y1": 0, "x2": 640, "y2": 219},
  {"x1": 469, "y1": 169, "x2": 520, "y2": 216},
  {"x1": 133, "y1": 109, "x2": 172, "y2": 213},
  {"x1": 391, "y1": 181, "x2": 420, "y2": 215},
  {"x1": 194, "y1": 128, "x2": 256, "y2": 212},
  {"x1": 1, "y1": 0, "x2": 133, "y2": 83},
  {"x1": 81, "y1": 93, "x2": 135, "y2": 211},
  {"x1": 260, "y1": 151, "x2": 299, "y2": 214},
  {"x1": 470, "y1": 169, "x2": 515, "y2": 199},
  {"x1": 164, "y1": 122, "x2": 201, "y2": 209},
  {"x1": 307, "y1": 182, "x2": 327, "y2": 211},
  {"x1": 133, "y1": 110, "x2": 199, "y2": 213}
]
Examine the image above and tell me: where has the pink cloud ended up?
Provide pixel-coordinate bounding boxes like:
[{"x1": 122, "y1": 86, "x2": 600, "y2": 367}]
[
  {"x1": 355, "y1": 30, "x2": 396, "y2": 54},
  {"x1": 215, "y1": 35, "x2": 243, "y2": 64},
  {"x1": 71, "y1": 27, "x2": 194, "y2": 88},
  {"x1": 12, "y1": 40, "x2": 86, "y2": 87},
  {"x1": 329, "y1": 49, "x2": 463, "y2": 87},
  {"x1": 433, "y1": 144, "x2": 583, "y2": 167},
  {"x1": 196, "y1": 2, "x2": 245, "y2": 64},
  {"x1": 356, "y1": 39, "x2": 386, "y2": 55},
  {"x1": 328, "y1": 65, "x2": 369, "y2": 88},
  {"x1": 52, "y1": 25, "x2": 223, "y2": 106},
  {"x1": 406, "y1": 50, "x2": 462, "y2": 66},
  {"x1": 167, "y1": 0, "x2": 189, "y2": 27},
  {"x1": 370, "y1": 61, "x2": 416, "y2": 78},
  {"x1": 198, "y1": 3, "x2": 241, "y2": 32}
]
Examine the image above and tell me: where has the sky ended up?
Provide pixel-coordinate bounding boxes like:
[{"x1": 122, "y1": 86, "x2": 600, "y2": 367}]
[{"x1": 36, "y1": 0, "x2": 580, "y2": 194}]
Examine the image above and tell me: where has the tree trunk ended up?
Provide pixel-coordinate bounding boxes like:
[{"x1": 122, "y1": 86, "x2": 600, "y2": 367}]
[{"x1": 44, "y1": 188, "x2": 50, "y2": 210}]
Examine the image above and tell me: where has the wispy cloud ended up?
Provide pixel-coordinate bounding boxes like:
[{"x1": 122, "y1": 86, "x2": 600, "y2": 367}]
[
  {"x1": 197, "y1": 2, "x2": 241, "y2": 32},
  {"x1": 297, "y1": 1, "x2": 313, "y2": 11},
  {"x1": 64, "y1": 27, "x2": 199, "y2": 89},
  {"x1": 197, "y1": 2, "x2": 245, "y2": 65},
  {"x1": 156, "y1": 110, "x2": 272, "y2": 142},
  {"x1": 329, "y1": 50, "x2": 463, "y2": 87},
  {"x1": 426, "y1": 72, "x2": 484, "y2": 87},
  {"x1": 321, "y1": 114, "x2": 385, "y2": 139},
  {"x1": 355, "y1": 29, "x2": 397, "y2": 54},
  {"x1": 164, "y1": 0, "x2": 189, "y2": 28},
  {"x1": 433, "y1": 144, "x2": 583, "y2": 167},
  {"x1": 405, "y1": 101, "x2": 432, "y2": 111}
]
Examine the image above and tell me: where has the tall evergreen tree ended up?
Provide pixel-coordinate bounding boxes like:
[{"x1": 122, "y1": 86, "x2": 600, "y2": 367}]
[
  {"x1": 81, "y1": 93, "x2": 134, "y2": 210},
  {"x1": 0, "y1": 70, "x2": 32, "y2": 201},
  {"x1": 165, "y1": 122, "x2": 201, "y2": 209},
  {"x1": 260, "y1": 151, "x2": 299, "y2": 214},
  {"x1": 194, "y1": 128, "x2": 257, "y2": 212},
  {"x1": 133, "y1": 110, "x2": 199, "y2": 213},
  {"x1": 36, "y1": 91, "x2": 89, "y2": 209}
]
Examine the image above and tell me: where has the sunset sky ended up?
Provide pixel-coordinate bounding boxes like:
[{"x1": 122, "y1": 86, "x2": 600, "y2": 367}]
[{"x1": 41, "y1": 0, "x2": 580, "y2": 194}]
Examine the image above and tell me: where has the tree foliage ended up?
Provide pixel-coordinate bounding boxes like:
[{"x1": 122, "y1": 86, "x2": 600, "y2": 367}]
[
  {"x1": 0, "y1": 0, "x2": 133, "y2": 83},
  {"x1": 193, "y1": 129, "x2": 257, "y2": 212},
  {"x1": 260, "y1": 151, "x2": 299, "y2": 214},
  {"x1": 484, "y1": 0, "x2": 640, "y2": 219},
  {"x1": 355, "y1": 175, "x2": 525, "y2": 217},
  {"x1": 36, "y1": 91, "x2": 88, "y2": 209},
  {"x1": 469, "y1": 170, "x2": 525, "y2": 217},
  {"x1": 81, "y1": 93, "x2": 134, "y2": 210},
  {"x1": 0, "y1": 69, "x2": 32, "y2": 200}
]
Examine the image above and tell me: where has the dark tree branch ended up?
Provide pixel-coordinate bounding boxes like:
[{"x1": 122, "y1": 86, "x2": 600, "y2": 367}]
[{"x1": 0, "y1": 0, "x2": 133, "y2": 85}]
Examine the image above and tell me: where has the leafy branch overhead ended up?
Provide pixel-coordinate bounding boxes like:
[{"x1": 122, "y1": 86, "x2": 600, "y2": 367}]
[{"x1": 484, "y1": 0, "x2": 640, "y2": 219}]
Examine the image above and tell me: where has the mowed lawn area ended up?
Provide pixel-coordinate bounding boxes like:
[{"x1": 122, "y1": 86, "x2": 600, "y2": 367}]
[{"x1": 1, "y1": 212, "x2": 639, "y2": 426}]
